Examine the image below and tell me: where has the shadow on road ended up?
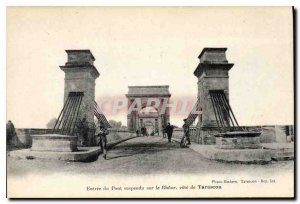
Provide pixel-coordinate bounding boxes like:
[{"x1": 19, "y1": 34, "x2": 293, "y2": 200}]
[
  {"x1": 107, "y1": 138, "x2": 178, "y2": 160},
  {"x1": 106, "y1": 154, "x2": 135, "y2": 160}
]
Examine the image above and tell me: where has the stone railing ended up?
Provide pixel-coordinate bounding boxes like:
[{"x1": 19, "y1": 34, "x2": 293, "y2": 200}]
[
  {"x1": 172, "y1": 127, "x2": 198, "y2": 141},
  {"x1": 14, "y1": 128, "x2": 53, "y2": 147},
  {"x1": 14, "y1": 127, "x2": 137, "y2": 148},
  {"x1": 64, "y1": 127, "x2": 136, "y2": 147},
  {"x1": 106, "y1": 129, "x2": 137, "y2": 147},
  {"x1": 172, "y1": 128, "x2": 183, "y2": 140},
  {"x1": 172, "y1": 125, "x2": 294, "y2": 145}
]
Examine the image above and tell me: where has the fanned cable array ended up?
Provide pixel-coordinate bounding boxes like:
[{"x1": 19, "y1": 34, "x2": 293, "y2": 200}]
[
  {"x1": 94, "y1": 101, "x2": 111, "y2": 128},
  {"x1": 209, "y1": 90, "x2": 240, "y2": 132},
  {"x1": 185, "y1": 97, "x2": 201, "y2": 126},
  {"x1": 52, "y1": 92, "x2": 84, "y2": 135}
]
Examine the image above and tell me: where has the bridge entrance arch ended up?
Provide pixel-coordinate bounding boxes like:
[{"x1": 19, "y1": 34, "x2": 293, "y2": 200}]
[{"x1": 126, "y1": 86, "x2": 171, "y2": 135}]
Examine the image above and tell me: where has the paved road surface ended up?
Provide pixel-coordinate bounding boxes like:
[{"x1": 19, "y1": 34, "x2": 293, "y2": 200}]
[{"x1": 7, "y1": 136, "x2": 293, "y2": 176}]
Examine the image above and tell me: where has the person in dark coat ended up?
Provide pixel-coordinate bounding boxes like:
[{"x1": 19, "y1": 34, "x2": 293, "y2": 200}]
[
  {"x1": 96, "y1": 121, "x2": 109, "y2": 159},
  {"x1": 141, "y1": 126, "x2": 147, "y2": 136},
  {"x1": 165, "y1": 122, "x2": 174, "y2": 143},
  {"x1": 136, "y1": 129, "x2": 140, "y2": 137},
  {"x1": 6, "y1": 120, "x2": 16, "y2": 145},
  {"x1": 182, "y1": 119, "x2": 191, "y2": 145}
]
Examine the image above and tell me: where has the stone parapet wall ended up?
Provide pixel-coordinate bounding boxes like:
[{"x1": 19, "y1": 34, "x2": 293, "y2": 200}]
[
  {"x1": 173, "y1": 126, "x2": 218, "y2": 145},
  {"x1": 240, "y1": 125, "x2": 294, "y2": 143},
  {"x1": 173, "y1": 127, "x2": 200, "y2": 142},
  {"x1": 13, "y1": 125, "x2": 294, "y2": 149},
  {"x1": 106, "y1": 129, "x2": 136, "y2": 144},
  {"x1": 178, "y1": 125, "x2": 294, "y2": 145},
  {"x1": 14, "y1": 128, "x2": 53, "y2": 147},
  {"x1": 13, "y1": 128, "x2": 137, "y2": 148},
  {"x1": 172, "y1": 128, "x2": 183, "y2": 138}
]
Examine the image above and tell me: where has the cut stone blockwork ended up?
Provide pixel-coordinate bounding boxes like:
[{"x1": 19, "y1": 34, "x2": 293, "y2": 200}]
[
  {"x1": 60, "y1": 50, "x2": 100, "y2": 145},
  {"x1": 215, "y1": 131, "x2": 262, "y2": 149},
  {"x1": 9, "y1": 147, "x2": 101, "y2": 162},
  {"x1": 60, "y1": 50, "x2": 100, "y2": 126},
  {"x1": 193, "y1": 48, "x2": 234, "y2": 144},
  {"x1": 31, "y1": 134, "x2": 78, "y2": 152}
]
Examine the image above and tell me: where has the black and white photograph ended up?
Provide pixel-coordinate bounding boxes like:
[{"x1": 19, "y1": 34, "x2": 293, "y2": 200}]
[{"x1": 5, "y1": 6, "x2": 295, "y2": 198}]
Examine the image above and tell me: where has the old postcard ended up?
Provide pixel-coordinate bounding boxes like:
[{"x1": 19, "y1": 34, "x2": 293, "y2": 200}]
[{"x1": 6, "y1": 7, "x2": 294, "y2": 198}]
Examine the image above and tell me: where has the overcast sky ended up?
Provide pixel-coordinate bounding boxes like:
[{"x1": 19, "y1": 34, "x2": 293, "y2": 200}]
[{"x1": 7, "y1": 7, "x2": 293, "y2": 128}]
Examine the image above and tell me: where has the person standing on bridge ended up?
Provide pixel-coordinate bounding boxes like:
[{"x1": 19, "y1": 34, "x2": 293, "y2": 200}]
[
  {"x1": 165, "y1": 122, "x2": 174, "y2": 143},
  {"x1": 183, "y1": 119, "x2": 191, "y2": 145},
  {"x1": 141, "y1": 126, "x2": 146, "y2": 136},
  {"x1": 96, "y1": 121, "x2": 109, "y2": 160},
  {"x1": 6, "y1": 120, "x2": 16, "y2": 145}
]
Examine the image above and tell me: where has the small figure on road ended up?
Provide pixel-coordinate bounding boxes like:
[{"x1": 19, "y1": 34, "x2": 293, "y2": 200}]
[
  {"x1": 182, "y1": 119, "x2": 191, "y2": 145},
  {"x1": 6, "y1": 120, "x2": 16, "y2": 145},
  {"x1": 165, "y1": 122, "x2": 174, "y2": 143},
  {"x1": 141, "y1": 126, "x2": 147, "y2": 136},
  {"x1": 96, "y1": 121, "x2": 109, "y2": 159}
]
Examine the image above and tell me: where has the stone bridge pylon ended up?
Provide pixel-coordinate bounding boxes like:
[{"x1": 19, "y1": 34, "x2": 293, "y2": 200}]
[
  {"x1": 186, "y1": 48, "x2": 235, "y2": 144},
  {"x1": 59, "y1": 50, "x2": 100, "y2": 125}
]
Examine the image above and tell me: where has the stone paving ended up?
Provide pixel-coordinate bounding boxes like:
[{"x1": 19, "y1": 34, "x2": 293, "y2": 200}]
[{"x1": 7, "y1": 136, "x2": 294, "y2": 176}]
